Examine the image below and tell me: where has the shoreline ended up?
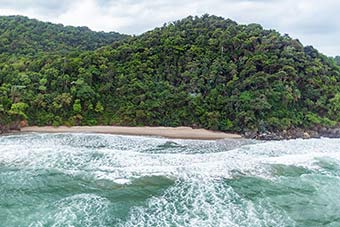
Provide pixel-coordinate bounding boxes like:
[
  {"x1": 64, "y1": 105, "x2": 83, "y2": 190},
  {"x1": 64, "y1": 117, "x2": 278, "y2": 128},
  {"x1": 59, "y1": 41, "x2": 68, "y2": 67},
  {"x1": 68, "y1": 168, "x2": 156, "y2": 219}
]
[{"x1": 20, "y1": 126, "x2": 243, "y2": 140}]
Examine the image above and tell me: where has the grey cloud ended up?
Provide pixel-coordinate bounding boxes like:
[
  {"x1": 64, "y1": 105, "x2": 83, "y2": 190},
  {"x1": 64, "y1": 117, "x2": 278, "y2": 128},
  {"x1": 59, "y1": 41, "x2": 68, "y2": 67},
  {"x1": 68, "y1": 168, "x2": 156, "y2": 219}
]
[
  {"x1": 0, "y1": 0, "x2": 339, "y2": 56},
  {"x1": 0, "y1": 0, "x2": 70, "y2": 15}
]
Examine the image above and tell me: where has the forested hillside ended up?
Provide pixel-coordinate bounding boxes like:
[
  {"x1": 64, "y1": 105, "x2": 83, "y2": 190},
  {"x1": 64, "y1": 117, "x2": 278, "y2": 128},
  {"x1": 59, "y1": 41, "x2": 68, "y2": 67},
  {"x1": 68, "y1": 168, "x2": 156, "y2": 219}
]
[
  {"x1": 0, "y1": 16, "x2": 128, "y2": 55},
  {"x1": 334, "y1": 56, "x2": 340, "y2": 66},
  {"x1": 1, "y1": 15, "x2": 340, "y2": 134}
]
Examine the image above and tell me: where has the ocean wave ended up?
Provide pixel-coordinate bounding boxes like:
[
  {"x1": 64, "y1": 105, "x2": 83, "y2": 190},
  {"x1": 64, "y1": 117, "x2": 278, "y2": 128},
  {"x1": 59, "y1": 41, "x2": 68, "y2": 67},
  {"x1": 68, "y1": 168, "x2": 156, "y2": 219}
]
[{"x1": 1, "y1": 133, "x2": 340, "y2": 226}]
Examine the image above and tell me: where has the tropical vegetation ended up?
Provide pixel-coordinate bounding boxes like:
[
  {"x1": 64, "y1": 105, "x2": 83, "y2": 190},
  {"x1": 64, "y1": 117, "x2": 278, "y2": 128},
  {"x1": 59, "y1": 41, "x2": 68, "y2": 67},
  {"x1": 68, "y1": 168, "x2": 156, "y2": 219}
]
[{"x1": 1, "y1": 15, "x2": 340, "y2": 134}]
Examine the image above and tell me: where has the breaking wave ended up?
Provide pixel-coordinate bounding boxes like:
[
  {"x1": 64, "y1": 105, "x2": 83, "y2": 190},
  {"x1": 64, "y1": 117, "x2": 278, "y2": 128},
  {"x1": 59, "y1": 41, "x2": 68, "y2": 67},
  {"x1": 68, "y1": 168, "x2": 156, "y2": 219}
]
[{"x1": 1, "y1": 133, "x2": 340, "y2": 226}]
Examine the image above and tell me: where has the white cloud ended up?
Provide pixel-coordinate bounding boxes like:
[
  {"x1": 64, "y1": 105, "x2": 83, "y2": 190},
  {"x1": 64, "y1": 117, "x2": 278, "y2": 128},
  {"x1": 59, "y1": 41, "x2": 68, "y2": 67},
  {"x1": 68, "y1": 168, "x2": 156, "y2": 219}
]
[
  {"x1": 54, "y1": 0, "x2": 130, "y2": 32},
  {"x1": 0, "y1": 0, "x2": 339, "y2": 56}
]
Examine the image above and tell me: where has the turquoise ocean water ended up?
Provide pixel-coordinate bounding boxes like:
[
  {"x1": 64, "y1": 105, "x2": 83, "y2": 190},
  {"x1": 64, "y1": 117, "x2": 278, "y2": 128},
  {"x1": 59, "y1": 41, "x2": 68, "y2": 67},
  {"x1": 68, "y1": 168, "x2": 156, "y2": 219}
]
[{"x1": 0, "y1": 133, "x2": 340, "y2": 226}]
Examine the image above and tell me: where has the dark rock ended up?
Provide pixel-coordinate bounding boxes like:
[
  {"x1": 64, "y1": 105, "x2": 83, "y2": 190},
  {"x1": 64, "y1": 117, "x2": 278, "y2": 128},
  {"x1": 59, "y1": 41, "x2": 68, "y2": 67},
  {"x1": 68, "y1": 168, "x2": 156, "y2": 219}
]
[
  {"x1": 308, "y1": 130, "x2": 320, "y2": 138},
  {"x1": 244, "y1": 131, "x2": 258, "y2": 139},
  {"x1": 242, "y1": 127, "x2": 339, "y2": 141},
  {"x1": 0, "y1": 124, "x2": 10, "y2": 134}
]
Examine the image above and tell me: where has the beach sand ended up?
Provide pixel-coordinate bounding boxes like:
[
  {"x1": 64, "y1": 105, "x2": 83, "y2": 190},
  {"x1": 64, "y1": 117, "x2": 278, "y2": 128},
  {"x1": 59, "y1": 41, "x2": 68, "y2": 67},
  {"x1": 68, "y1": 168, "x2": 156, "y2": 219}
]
[{"x1": 21, "y1": 126, "x2": 242, "y2": 140}]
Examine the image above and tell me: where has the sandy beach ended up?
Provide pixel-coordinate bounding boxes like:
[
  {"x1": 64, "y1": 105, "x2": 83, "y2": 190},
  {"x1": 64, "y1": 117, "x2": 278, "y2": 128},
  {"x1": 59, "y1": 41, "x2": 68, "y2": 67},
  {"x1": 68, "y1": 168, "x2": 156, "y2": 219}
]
[{"x1": 21, "y1": 126, "x2": 242, "y2": 140}]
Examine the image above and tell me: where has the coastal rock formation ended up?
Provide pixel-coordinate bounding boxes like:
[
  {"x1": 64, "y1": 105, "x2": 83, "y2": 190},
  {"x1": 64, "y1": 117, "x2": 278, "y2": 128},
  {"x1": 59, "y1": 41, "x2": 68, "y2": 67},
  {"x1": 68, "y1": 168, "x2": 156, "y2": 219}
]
[
  {"x1": 244, "y1": 127, "x2": 340, "y2": 140},
  {"x1": 0, "y1": 121, "x2": 22, "y2": 134}
]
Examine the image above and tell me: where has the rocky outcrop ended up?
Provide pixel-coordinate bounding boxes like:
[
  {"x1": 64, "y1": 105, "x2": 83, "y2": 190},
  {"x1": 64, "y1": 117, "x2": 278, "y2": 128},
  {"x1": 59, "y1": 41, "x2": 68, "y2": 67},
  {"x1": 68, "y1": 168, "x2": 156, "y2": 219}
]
[
  {"x1": 0, "y1": 121, "x2": 23, "y2": 134},
  {"x1": 244, "y1": 127, "x2": 340, "y2": 140},
  {"x1": 0, "y1": 124, "x2": 10, "y2": 134},
  {"x1": 318, "y1": 127, "x2": 340, "y2": 138}
]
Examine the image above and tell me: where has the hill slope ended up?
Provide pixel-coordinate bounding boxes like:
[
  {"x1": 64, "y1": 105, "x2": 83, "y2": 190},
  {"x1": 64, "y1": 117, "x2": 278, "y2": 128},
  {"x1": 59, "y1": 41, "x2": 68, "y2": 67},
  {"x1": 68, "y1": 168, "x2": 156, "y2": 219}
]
[
  {"x1": 334, "y1": 56, "x2": 340, "y2": 66},
  {"x1": 1, "y1": 15, "x2": 340, "y2": 136},
  {"x1": 0, "y1": 15, "x2": 128, "y2": 55}
]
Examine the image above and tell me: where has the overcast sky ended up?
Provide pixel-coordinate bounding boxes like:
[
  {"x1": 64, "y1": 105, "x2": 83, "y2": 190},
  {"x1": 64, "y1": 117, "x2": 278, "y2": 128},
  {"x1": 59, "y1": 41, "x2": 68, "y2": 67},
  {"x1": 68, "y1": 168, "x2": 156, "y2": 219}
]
[{"x1": 0, "y1": 0, "x2": 339, "y2": 56}]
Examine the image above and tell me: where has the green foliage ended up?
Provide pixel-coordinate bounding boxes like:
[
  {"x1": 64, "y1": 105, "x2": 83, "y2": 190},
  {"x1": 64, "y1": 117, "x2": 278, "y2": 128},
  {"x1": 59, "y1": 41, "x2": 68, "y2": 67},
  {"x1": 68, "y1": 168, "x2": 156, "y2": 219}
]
[
  {"x1": 0, "y1": 15, "x2": 128, "y2": 55},
  {"x1": 8, "y1": 102, "x2": 28, "y2": 120},
  {"x1": 95, "y1": 102, "x2": 104, "y2": 113},
  {"x1": 73, "y1": 99, "x2": 82, "y2": 114},
  {"x1": 334, "y1": 56, "x2": 340, "y2": 66},
  {"x1": 306, "y1": 113, "x2": 322, "y2": 125},
  {"x1": 1, "y1": 15, "x2": 340, "y2": 132}
]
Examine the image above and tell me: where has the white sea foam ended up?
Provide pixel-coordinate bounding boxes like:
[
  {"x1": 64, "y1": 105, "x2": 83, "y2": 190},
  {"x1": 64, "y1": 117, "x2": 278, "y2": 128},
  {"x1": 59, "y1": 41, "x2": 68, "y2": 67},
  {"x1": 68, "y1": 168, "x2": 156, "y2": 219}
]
[
  {"x1": 1, "y1": 134, "x2": 340, "y2": 182},
  {"x1": 119, "y1": 179, "x2": 296, "y2": 227},
  {"x1": 27, "y1": 194, "x2": 112, "y2": 227},
  {"x1": 2, "y1": 134, "x2": 340, "y2": 226}
]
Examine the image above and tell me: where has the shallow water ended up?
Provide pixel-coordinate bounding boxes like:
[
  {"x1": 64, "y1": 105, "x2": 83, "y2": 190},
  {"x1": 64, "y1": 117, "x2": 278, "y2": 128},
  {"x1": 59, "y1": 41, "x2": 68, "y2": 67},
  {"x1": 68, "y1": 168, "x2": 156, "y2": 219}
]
[{"x1": 0, "y1": 133, "x2": 340, "y2": 227}]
